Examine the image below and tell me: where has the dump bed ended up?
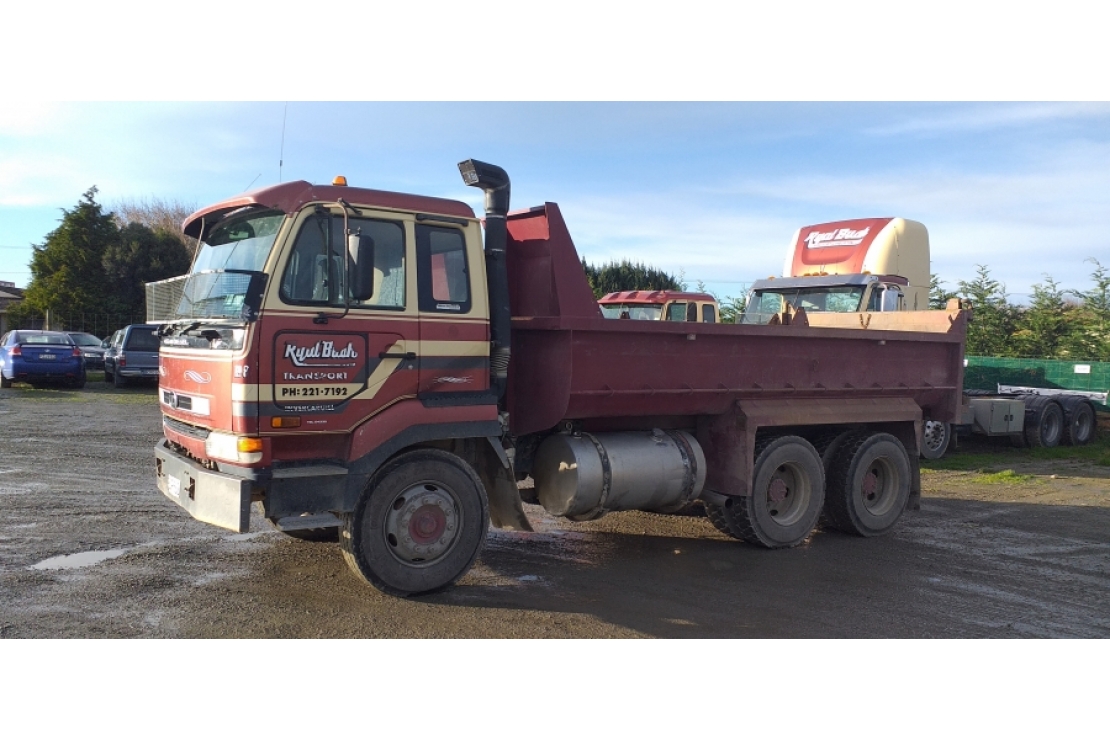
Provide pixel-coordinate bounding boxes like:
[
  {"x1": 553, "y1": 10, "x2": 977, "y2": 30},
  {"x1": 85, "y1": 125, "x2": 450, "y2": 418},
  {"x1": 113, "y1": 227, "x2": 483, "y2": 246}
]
[{"x1": 505, "y1": 204, "x2": 966, "y2": 436}]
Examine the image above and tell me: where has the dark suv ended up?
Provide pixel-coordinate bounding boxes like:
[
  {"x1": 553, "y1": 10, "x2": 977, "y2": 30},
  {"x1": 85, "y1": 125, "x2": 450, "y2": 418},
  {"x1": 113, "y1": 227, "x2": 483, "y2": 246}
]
[{"x1": 103, "y1": 324, "x2": 161, "y2": 387}]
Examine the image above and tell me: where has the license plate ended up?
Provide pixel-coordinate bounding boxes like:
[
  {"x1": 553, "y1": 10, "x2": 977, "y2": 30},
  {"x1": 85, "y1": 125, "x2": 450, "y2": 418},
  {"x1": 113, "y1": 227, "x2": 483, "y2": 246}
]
[
  {"x1": 40, "y1": 353, "x2": 56, "y2": 360},
  {"x1": 167, "y1": 475, "x2": 181, "y2": 499}
]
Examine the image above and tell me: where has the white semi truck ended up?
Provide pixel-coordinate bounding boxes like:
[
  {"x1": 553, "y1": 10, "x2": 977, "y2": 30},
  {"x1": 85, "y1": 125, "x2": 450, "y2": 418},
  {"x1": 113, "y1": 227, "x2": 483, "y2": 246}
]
[{"x1": 741, "y1": 217, "x2": 1101, "y2": 458}]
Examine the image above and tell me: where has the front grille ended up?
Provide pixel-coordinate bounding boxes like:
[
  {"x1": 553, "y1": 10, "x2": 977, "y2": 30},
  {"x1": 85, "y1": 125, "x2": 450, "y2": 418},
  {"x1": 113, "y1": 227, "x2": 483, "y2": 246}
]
[{"x1": 163, "y1": 415, "x2": 210, "y2": 440}]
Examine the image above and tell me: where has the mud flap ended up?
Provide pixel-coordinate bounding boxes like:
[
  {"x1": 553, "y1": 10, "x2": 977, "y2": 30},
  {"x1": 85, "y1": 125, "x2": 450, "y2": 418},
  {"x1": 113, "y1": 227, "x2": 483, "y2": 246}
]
[{"x1": 488, "y1": 474, "x2": 534, "y2": 531}]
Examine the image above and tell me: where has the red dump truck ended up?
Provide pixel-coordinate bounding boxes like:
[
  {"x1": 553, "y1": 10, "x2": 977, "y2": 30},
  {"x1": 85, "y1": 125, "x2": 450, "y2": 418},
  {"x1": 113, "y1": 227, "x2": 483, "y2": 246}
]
[{"x1": 154, "y1": 160, "x2": 968, "y2": 596}]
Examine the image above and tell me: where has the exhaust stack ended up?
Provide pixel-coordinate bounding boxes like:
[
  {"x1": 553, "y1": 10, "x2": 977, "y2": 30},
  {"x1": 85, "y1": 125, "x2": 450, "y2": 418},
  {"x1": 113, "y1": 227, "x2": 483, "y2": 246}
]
[{"x1": 458, "y1": 159, "x2": 512, "y2": 401}]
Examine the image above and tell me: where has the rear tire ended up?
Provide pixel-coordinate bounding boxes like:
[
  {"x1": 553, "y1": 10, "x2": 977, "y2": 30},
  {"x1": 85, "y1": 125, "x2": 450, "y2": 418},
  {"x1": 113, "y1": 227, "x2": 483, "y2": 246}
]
[
  {"x1": 1063, "y1": 399, "x2": 1096, "y2": 446},
  {"x1": 824, "y1": 432, "x2": 911, "y2": 537},
  {"x1": 704, "y1": 435, "x2": 824, "y2": 549},
  {"x1": 113, "y1": 371, "x2": 126, "y2": 388},
  {"x1": 0, "y1": 374, "x2": 11, "y2": 389},
  {"x1": 1023, "y1": 397, "x2": 1064, "y2": 448},
  {"x1": 919, "y1": 420, "x2": 952, "y2": 460},
  {"x1": 340, "y1": 449, "x2": 489, "y2": 596}
]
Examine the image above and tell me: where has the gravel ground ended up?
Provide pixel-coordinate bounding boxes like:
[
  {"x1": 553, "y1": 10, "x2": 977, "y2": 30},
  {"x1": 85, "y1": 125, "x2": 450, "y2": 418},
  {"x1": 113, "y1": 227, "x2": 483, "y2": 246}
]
[{"x1": 2, "y1": 380, "x2": 1109, "y2": 639}]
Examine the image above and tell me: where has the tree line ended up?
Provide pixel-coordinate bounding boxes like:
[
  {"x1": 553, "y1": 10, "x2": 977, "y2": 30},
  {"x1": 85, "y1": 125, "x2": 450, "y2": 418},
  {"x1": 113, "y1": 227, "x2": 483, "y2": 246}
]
[
  {"x1": 9, "y1": 188, "x2": 195, "y2": 332},
  {"x1": 931, "y1": 262, "x2": 1110, "y2": 361}
]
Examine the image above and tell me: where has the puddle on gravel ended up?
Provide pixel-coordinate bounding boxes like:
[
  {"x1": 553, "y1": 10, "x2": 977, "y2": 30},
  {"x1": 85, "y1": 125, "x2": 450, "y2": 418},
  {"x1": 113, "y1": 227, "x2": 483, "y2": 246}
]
[{"x1": 30, "y1": 548, "x2": 129, "y2": 570}]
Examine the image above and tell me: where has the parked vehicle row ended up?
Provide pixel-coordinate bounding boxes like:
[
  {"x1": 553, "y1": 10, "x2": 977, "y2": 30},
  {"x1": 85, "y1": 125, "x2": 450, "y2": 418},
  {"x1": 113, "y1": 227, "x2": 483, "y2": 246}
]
[{"x1": 0, "y1": 324, "x2": 161, "y2": 390}]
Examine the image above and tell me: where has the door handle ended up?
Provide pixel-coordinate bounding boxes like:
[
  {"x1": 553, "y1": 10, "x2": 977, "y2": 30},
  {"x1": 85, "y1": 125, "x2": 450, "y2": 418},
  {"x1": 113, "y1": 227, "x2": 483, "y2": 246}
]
[{"x1": 379, "y1": 351, "x2": 417, "y2": 360}]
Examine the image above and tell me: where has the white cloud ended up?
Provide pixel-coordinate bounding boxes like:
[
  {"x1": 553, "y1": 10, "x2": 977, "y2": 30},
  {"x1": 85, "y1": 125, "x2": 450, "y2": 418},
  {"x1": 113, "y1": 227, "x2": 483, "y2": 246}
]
[{"x1": 863, "y1": 103, "x2": 1110, "y2": 137}]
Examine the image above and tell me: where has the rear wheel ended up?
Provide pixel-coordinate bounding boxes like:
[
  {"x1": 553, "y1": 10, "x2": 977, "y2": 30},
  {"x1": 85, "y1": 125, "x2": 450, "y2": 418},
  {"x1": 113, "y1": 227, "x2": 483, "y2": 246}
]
[
  {"x1": 103, "y1": 366, "x2": 114, "y2": 382},
  {"x1": 1063, "y1": 400, "x2": 1096, "y2": 446},
  {"x1": 919, "y1": 420, "x2": 952, "y2": 460},
  {"x1": 704, "y1": 435, "x2": 824, "y2": 549},
  {"x1": 340, "y1": 449, "x2": 489, "y2": 596},
  {"x1": 825, "y1": 432, "x2": 911, "y2": 537},
  {"x1": 0, "y1": 374, "x2": 11, "y2": 389},
  {"x1": 1023, "y1": 397, "x2": 1064, "y2": 448},
  {"x1": 113, "y1": 371, "x2": 126, "y2": 388}
]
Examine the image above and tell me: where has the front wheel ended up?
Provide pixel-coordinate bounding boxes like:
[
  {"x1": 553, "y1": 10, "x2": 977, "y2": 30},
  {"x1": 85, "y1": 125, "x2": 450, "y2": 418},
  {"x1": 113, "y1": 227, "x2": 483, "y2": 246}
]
[{"x1": 340, "y1": 449, "x2": 489, "y2": 597}]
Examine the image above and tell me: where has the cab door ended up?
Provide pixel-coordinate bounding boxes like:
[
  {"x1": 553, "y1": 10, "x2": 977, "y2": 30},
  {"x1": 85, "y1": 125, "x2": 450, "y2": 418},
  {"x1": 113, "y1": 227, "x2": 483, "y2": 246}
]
[
  {"x1": 415, "y1": 221, "x2": 490, "y2": 401},
  {"x1": 267, "y1": 211, "x2": 419, "y2": 430}
]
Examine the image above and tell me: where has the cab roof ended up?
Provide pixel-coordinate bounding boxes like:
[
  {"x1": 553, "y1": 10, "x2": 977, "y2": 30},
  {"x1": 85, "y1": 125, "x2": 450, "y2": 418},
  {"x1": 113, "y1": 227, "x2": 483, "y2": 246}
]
[
  {"x1": 598, "y1": 290, "x2": 716, "y2": 304},
  {"x1": 182, "y1": 180, "x2": 475, "y2": 239}
]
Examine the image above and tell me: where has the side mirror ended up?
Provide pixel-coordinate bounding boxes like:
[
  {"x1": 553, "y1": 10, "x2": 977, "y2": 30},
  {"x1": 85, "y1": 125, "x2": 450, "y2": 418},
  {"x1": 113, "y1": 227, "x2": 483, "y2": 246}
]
[{"x1": 348, "y1": 233, "x2": 375, "y2": 302}]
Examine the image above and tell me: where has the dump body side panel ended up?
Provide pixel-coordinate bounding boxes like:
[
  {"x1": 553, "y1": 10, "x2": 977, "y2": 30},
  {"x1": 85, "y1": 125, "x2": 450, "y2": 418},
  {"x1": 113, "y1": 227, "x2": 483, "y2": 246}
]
[{"x1": 505, "y1": 204, "x2": 966, "y2": 437}]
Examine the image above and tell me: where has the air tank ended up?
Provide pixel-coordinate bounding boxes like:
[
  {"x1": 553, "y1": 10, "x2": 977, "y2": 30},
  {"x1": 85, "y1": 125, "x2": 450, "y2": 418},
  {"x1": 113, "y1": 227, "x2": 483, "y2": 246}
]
[{"x1": 532, "y1": 429, "x2": 706, "y2": 521}]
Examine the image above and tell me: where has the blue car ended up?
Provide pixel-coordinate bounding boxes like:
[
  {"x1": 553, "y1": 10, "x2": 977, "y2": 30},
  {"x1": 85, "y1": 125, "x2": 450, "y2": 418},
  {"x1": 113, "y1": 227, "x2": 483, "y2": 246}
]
[{"x1": 0, "y1": 330, "x2": 87, "y2": 389}]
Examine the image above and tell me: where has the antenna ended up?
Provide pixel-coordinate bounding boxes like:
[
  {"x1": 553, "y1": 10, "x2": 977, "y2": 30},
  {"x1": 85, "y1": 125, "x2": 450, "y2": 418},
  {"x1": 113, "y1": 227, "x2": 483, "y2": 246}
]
[
  {"x1": 279, "y1": 102, "x2": 287, "y2": 183},
  {"x1": 244, "y1": 173, "x2": 261, "y2": 191}
]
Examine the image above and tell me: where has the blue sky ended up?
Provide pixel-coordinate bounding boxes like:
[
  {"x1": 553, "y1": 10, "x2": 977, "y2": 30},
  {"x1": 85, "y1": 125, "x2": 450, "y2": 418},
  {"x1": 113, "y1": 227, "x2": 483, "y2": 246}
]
[{"x1": 3, "y1": 102, "x2": 1108, "y2": 304}]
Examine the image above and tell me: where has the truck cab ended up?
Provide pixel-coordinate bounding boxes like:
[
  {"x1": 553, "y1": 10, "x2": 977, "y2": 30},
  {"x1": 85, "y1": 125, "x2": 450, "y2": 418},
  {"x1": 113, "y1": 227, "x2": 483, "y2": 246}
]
[
  {"x1": 599, "y1": 290, "x2": 719, "y2": 323},
  {"x1": 741, "y1": 274, "x2": 907, "y2": 324}
]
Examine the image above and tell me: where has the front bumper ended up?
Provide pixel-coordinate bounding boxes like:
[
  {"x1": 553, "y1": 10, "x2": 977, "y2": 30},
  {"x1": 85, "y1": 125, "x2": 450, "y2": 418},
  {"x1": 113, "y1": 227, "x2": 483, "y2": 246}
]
[{"x1": 155, "y1": 438, "x2": 252, "y2": 532}]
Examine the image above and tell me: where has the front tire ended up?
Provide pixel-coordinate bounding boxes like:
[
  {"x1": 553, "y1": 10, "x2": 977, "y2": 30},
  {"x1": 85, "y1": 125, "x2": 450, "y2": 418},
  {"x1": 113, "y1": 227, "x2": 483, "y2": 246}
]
[
  {"x1": 824, "y1": 432, "x2": 911, "y2": 537},
  {"x1": 340, "y1": 449, "x2": 489, "y2": 597},
  {"x1": 705, "y1": 435, "x2": 824, "y2": 549}
]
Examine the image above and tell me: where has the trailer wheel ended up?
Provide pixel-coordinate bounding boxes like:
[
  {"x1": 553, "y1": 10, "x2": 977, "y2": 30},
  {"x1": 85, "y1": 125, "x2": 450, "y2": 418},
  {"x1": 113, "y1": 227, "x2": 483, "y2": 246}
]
[
  {"x1": 1023, "y1": 397, "x2": 1064, "y2": 448},
  {"x1": 339, "y1": 449, "x2": 488, "y2": 597},
  {"x1": 705, "y1": 435, "x2": 824, "y2": 548},
  {"x1": 1063, "y1": 399, "x2": 1097, "y2": 446},
  {"x1": 919, "y1": 420, "x2": 952, "y2": 460},
  {"x1": 824, "y1": 432, "x2": 911, "y2": 537}
]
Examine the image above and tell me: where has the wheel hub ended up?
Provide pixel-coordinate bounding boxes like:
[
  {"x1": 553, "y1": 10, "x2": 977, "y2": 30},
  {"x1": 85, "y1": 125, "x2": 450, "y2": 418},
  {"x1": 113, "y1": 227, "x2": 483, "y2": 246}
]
[
  {"x1": 385, "y1": 484, "x2": 460, "y2": 565},
  {"x1": 862, "y1": 470, "x2": 879, "y2": 500}
]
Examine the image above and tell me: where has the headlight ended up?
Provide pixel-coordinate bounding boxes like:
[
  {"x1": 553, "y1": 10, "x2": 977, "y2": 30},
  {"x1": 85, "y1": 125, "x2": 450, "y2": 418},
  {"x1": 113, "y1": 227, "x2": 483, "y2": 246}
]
[{"x1": 205, "y1": 431, "x2": 263, "y2": 464}]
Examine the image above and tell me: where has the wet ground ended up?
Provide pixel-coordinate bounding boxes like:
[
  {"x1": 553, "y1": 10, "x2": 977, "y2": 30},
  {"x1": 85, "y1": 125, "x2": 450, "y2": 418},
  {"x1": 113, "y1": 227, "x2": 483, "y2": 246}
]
[{"x1": 2, "y1": 381, "x2": 1109, "y2": 638}]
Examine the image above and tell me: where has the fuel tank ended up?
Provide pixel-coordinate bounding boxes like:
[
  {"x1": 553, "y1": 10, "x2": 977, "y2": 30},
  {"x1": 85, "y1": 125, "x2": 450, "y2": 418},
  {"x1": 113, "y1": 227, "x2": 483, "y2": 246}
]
[{"x1": 532, "y1": 429, "x2": 706, "y2": 520}]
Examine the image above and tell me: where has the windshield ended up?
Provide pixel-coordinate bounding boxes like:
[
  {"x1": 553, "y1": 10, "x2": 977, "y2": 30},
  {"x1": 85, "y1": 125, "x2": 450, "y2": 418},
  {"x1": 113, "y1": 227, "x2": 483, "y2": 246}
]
[
  {"x1": 192, "y1": 210, "x2": 284, "y2": 273},
  {"x1": 599, "y1": 303, "x2": 664, "y2": 320},
  {"x1": 175, "y1": 210, "x2": 282, "y2": 320},
  {"x1": 741, "y1": 286, "x2": 866, "y2": 324}
]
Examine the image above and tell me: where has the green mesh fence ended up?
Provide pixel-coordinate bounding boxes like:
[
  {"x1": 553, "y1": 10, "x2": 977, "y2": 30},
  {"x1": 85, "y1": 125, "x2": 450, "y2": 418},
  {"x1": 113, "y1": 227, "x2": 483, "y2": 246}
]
[{"x1": 965, "y1": 356, "x2": 1110, "y2": 410}]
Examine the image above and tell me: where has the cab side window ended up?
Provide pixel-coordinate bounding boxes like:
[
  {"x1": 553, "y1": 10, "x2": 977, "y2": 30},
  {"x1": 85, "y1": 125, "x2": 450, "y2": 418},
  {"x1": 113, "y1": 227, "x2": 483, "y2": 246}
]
[
  {"x1": 416, "y1": 225, "x2": 470, "y2": 313},
  {"x1": 281, "y1": 215, "x2": 405, "y2": 310},
  {"x1": 665, "y1": 302, "x2": 686, "y2": 321},
  {"x1": 702, "y1": 303, "x2": 717, "y2": 323}
]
